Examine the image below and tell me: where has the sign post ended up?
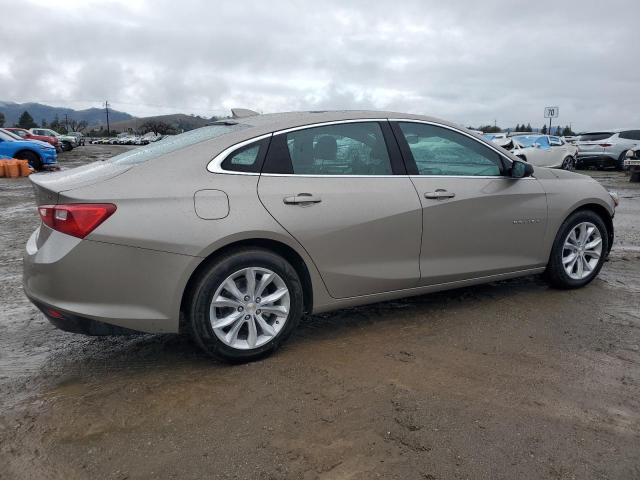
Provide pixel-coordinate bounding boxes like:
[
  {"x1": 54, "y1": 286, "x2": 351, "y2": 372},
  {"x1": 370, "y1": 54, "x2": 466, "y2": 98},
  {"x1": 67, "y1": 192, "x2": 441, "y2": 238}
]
[{"x1": 544, "y1": 106, "x2": 559, "y2": 134}]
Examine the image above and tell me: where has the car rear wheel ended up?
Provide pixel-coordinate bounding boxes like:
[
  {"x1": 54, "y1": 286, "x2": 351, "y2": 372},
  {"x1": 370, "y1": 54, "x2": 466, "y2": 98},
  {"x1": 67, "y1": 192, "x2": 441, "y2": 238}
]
[
  {"x1": 15, "y1": 150, "x2": 42, "y2": 170},
  {"x1": 617, "y1": 151, "x2": 628, "y2": 171},
  {"x1": 187, "y1": 248, "x2": 303, "y2": 362},
  {"x1": 545, "y1": 210, "x2": 608, "y2": 289},
  {"x1": 561, "y1": 156, "x2": 575, "y2": 171}
]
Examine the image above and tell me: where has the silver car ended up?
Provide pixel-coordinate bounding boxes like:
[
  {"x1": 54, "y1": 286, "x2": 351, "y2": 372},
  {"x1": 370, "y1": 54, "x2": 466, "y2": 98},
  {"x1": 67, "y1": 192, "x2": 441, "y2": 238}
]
[
  {"x1": 23, "y1": 111, "x2": 618, "y2": 362},
  {"x1": 576, "y1": 129, "x2": 640, "y2": 170}
]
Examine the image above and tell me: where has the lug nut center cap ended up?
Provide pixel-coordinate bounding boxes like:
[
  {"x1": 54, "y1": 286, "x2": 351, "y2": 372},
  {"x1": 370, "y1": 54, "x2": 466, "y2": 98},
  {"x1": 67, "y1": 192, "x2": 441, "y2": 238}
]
[{"x1": 245, "y1": 303, "x2": 257, "y2": 314}]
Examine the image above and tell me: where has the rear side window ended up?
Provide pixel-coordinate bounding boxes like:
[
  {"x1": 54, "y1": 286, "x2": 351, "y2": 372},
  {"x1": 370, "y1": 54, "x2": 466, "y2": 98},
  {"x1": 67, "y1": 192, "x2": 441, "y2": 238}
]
[
  {"x1": 283, "y1": 122, "x2": 393, "y2": 175},
  {"x1": 579, "y1": 132, "x2": 614, "y2": 141},
  {"x1": 220, "y1": 138, "x2": 269, "y2": 173},
  {"x1": 619, "y1": 130, "x2": 640, "y2": 140},
  {"x1": 397, "y1": 122, "x2": 502, "y2": 176}
]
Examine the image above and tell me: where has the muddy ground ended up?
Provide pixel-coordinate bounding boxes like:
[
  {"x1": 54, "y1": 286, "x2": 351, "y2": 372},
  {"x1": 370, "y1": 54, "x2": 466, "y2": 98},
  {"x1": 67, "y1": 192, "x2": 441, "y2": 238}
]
[{"x1": 1, "y1": 145, "x2": 639, "y2": 480}]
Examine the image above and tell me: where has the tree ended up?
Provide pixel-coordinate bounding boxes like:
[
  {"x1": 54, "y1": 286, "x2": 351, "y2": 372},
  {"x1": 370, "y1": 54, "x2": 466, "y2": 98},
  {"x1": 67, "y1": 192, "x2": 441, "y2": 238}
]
[
  {"x1": 562, "y1": 125, "x2": 574, "y2": 136},
  {"x1": 0, "y1": 111, "x2": 5, "y2": 127},
  {"x1": 515, "y1": 124, "x2": 520, "y2": 132},
  {"x1": 478, "y1": 125, "x2": 501, "y2": 133},
  {"x1": 41, "y1": 118, "x2": 48, "y2": 128},
  {"x1": 541, "y1": 124, "x2": 548, "y2": 134},
  {"x1": 526, "y1": 123, "x2": 532, "y2": 132},
  {"x1": 139, "y1": 120, "x2": 173, "y2": 135},
  {"x1": 67, "y1": 119, "x2": 88, "y2": 132},
  {"x1": 17, "y1": 111, "x2": 37, "y2": 129}
]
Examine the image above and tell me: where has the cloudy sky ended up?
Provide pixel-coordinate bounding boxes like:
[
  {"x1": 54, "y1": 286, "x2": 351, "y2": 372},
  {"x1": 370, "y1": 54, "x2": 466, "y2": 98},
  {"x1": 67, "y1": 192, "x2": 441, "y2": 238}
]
[{"x1": 0, "y1": 0, "x2": 638, "y2": 130}]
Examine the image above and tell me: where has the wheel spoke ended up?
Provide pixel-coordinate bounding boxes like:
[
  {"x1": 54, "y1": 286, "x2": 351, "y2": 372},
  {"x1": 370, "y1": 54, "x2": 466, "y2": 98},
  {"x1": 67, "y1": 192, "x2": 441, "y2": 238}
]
[
  {"x1": 585, "y1": 250, "x2": 600, "y2": 259},
  {"x1": 212, "y1": 310, "x2": 243, "y2": 329},
  {"x1": 223, "y1": 279, "x2": 244, "y2": 302},
  {"x1": 245, "y1": 268, "x2": 256, "y2": 297},
  {"x1": 260, "y1": 287, "x2": 288, "y2": 305},
  {"x1": 582, "y1": 256, "x2": 593, "y2": 272},
  {"x1": 255, "y1": 272, "x2": 274, "y2": 298},
  {"x1": 247, "y1": 316, "x2": 258, "y2": 347},
  {"x1": 255, "y1": 314, "x2": 276, "y2": 337},
  {"x1": 585, "y1": 237, "x2": 602, "y2": 250},
  {"x1": 259, "y1": 305, "x2": 288, "y2": 317},
  {"x1": 568, "y1": 230, "x2": 578, "y2": 245},
  {"x1": 575, "y1": 255, "x2": 584, "y2": 277},
  {"x1": 211, "y1": 295, "x2": 242, "y2": 308},
  {"x1": 225, "y1": 318, "x2": 245, "y2": 344},
  {"x1": 563, "y1": 252, "x2": 577, "y2": 265}
]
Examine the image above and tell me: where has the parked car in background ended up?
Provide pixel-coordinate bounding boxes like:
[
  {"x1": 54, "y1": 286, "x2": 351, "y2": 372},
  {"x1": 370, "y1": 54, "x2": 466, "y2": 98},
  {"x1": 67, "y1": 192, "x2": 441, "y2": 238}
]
[
  {"x1": 67, "y1": 132, "x2": 85, "y2": 146},
  {"x1": 483, "y1": 132, "x2": 510, "y2": 147},
  {"x1": 563, "y1": 135, "x2": 579, "y2": 144},
  {"x1": 0, "y1": 128, "x2": 57, "y2": 170},
  {"x1": 30, "y1": 128, "x2": 77, "y2": 152},
  {"x1": 5, "y1": 127, "x2": 60, "y2": 150},
  {"x1": 23, "y1": 110, "x2": 617, "y2": 362},
  {"x1": 625, "y1": 147, "x2": 640, "y2": 182},
  {"x1": 509, "y1": 135, "x2": 578, "y2": 170},
  {"x1": 575, "y1": 130, "x2": 640, "y2": 170}
]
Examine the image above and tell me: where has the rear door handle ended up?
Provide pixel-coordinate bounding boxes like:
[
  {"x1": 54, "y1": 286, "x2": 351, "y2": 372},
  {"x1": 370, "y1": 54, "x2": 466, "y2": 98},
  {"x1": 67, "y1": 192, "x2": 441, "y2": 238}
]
[
  {"x1": 424, "y1": 189, "x2": 455, "y2": 200},
  {"x1": 283, "y1": 193, "x2": 322, "y2": 205}
]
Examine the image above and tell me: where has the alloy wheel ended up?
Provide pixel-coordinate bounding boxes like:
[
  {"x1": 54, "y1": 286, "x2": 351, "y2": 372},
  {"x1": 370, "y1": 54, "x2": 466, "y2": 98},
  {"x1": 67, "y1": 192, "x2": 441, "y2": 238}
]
[
  {"x1": 209, "y1": 267, "x2": 290, "y2": 350},
  {"x1": 562, "y1": 222, "x2": 602, "y2": 280}
]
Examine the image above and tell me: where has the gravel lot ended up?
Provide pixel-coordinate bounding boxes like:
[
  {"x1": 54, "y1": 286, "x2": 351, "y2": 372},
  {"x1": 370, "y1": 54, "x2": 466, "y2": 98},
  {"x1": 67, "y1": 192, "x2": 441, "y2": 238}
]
[{"x1": 1, "y1": 145, "x2": 639, "y2": 479}]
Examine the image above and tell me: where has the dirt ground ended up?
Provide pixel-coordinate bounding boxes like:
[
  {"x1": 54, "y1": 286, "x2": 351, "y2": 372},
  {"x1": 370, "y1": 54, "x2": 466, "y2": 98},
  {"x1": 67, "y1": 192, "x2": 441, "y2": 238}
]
[{"x1": 1, "y1": 145, "x2": 639, "y2": 480}]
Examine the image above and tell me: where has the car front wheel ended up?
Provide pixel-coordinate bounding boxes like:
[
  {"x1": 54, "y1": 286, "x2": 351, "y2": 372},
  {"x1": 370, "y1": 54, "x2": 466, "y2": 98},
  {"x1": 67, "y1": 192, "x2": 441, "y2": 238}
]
[
  {"x1": 561, "y1": 156, "x2": 575, "y2": 170},
  {"x1": 545, "y1": 210, "x2": 609, "y2": 289},
  {"x1": 187, "y1": 248, "x2": 303, "y2": 362}
]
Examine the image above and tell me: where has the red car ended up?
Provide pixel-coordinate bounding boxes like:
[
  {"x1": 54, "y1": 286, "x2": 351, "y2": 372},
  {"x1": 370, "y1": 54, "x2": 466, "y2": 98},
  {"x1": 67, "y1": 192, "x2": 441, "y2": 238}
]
[{"x1": 5, "y1": 127, "x2": 60, "y2": 150}]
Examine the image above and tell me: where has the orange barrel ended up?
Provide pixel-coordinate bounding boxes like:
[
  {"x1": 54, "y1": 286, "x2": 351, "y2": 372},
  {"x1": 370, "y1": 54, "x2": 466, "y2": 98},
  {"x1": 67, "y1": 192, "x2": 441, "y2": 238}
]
[
  {"x1": 0, "y1": 160, "x2": 6, "y2": 178},
  {"x1": 19, "y1": 159, "x2": 32, "y2": 176},
  {"x1": 6, "y1": 160, "x2": 20, "y2": 178}
]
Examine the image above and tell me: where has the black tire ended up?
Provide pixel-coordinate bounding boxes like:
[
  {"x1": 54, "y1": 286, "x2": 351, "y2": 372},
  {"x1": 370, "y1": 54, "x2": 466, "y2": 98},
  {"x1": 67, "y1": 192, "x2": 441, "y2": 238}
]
[
  {"x1": 616, "y1": 151, "x2": 628, "y2": 171},
  {"x1": 545, "y1": 210, "x2": 609, "y2": 289},
  {"x1": 187, "y1": 248, "x2": 304, "y2": 362},
  {"x1": 15, "y1": 150, "x2": 42, "y2": 170},
  {"x1": 561, "y1": 156, "x2": 575, "y2": 171},
  {"x1": 62, "y1": 141, "x2": 73, "y2": 152}
]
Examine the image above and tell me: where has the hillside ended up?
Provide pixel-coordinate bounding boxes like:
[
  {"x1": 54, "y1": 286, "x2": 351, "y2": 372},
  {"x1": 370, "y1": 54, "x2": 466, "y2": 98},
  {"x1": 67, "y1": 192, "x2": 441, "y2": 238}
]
[
  {"x1": 96, "y1": 113, "x2": 212, "y2": 134},
  {"x1": 0, "y1": 101, "x2": 132, "y2": 127}
]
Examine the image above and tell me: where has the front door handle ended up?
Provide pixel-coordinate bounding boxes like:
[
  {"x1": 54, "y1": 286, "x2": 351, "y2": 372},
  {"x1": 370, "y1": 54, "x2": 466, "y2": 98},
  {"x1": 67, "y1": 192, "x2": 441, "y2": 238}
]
[
  {"x1": 424, "y1": 189, "x2": 455, "y2": 200},
  {"x1": 283, "y1": 193, "x2": 322, "y2": 205}
]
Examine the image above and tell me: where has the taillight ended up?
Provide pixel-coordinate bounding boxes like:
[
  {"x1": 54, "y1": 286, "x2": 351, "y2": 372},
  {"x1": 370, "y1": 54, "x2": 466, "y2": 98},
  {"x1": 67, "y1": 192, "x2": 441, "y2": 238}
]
[
  {"x1": 38, "y1": 204, "x2": 116, "y2": 238},
  {"x1": 599, "y1": 143, "x2": 612, "y2": 148}
]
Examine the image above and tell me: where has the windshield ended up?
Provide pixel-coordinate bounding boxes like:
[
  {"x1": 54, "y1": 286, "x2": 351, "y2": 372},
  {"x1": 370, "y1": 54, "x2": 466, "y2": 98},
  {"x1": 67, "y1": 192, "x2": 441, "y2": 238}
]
[
  {"x1": 105, "y1": 124, "x2": 250, "y2": 166},
  {"x1": 0, "y1": 128, "x2": 23, "y2": 141},
  {"x1": 512, "y1": 135, "x2": 544, "y2": 147}
]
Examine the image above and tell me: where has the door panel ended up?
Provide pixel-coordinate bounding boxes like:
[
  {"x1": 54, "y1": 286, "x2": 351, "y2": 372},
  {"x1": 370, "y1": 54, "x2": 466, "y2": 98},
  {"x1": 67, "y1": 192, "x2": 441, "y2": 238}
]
[
  {"x1": 258, "y1": 176, "x2": 422, "y2": 298},
  {"x1": 410, "y1": 176, "x2": 548, "y2": 285}
]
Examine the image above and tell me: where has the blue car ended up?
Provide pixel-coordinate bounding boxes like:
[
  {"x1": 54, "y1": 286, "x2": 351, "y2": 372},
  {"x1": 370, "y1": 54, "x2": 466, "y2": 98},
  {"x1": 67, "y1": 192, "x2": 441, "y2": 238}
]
[{"x1": 0, "y1": 128, "x2": 57, "y2": 170}]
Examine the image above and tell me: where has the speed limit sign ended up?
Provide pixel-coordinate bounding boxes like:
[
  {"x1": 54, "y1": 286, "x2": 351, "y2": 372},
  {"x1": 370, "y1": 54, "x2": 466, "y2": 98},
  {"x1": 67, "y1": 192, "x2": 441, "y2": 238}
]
[{"x1": 544, "y1": 107, "x2": 559, "y2": 118}]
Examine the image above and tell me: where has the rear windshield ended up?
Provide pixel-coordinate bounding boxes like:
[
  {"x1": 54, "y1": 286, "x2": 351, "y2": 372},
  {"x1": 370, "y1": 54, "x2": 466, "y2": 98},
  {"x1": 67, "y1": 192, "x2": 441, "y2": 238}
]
[
  {"x1": 579, "y1": 132, "x2": 614, "y2": 141},
  {"x1": 105, "y1": 124, "x2": 249, "y2": 166}
]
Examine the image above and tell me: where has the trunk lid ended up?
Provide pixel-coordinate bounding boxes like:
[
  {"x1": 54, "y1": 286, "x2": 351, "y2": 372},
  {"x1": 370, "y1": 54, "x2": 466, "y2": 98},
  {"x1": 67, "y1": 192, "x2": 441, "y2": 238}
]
[{"x1": 29, "y1": 161, "x2": 132, "y2": 206}]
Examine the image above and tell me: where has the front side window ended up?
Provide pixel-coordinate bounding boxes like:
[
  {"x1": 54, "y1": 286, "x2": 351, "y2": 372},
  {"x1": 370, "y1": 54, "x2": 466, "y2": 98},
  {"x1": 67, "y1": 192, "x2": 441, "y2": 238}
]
[
  {"x1": 284, "y1": 122, "x2": 392, "y2": 175},
  {"x1": 549, "y1": 136, "x2": 563, "y2": 146},
  {"x1": 397, "y1": 122, "x2": 502, "y2": 176}
]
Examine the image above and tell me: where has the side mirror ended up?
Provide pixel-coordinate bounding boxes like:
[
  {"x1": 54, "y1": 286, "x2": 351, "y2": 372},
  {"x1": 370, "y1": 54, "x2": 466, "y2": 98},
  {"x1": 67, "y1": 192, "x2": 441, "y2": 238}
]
[{"x1": 511, "y1": 159, "x2": 534, "y2": 178}]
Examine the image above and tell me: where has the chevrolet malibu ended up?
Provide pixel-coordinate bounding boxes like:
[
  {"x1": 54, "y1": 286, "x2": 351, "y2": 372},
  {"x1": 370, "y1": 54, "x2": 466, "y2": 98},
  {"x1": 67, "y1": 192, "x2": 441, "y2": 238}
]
[{"x1": 24, "y1": 111, "x2": 618, "y2": 362}]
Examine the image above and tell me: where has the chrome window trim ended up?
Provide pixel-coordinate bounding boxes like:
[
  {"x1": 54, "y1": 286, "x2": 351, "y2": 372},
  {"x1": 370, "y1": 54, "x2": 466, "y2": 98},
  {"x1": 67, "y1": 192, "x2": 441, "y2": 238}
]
[
  {"x1": 208, "y1": 117, "x2": 524, "y2": 177},
  {"x1": 207, "y1": 133, "x2": 272, "y2": 174}
]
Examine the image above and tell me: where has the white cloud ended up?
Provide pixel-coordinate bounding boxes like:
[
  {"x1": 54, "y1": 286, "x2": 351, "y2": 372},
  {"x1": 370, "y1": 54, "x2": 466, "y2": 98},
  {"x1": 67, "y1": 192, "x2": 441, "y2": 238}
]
[{"x1": 0, "y1": 0, "x2": 638, "y2": 130}]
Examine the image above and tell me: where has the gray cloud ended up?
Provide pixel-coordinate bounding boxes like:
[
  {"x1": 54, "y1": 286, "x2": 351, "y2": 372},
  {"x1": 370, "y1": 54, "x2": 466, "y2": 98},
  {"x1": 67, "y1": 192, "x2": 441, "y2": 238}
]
[{"x1": 1, "y1": 0, "x2": 638, "y2": 130}]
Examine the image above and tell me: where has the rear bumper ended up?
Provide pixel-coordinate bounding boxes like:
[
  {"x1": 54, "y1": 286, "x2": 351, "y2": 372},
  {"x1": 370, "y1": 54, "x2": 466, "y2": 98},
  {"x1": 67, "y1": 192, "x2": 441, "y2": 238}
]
[
  {"x1": 23, "y1": 226, "x2": 200, "y2": 335},
  {"x1": 576, "y1": 154, "x2": 617, "y2": 166}
]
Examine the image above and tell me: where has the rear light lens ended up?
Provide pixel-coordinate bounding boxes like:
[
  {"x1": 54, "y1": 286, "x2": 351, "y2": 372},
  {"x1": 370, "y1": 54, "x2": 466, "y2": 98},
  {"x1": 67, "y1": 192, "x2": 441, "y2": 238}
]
[
  {"x1": 599, "y1": 143, "x2": 612, "y2": 148},
  {"x1": 38, "y1": 203, "x2": 116, "y2": 238}
]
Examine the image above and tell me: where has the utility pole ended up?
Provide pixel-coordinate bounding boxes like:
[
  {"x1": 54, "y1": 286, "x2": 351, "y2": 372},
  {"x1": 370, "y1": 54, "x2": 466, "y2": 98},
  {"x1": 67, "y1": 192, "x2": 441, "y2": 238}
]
[
  {"x1": 105, "y1": 101, "x2": 110, "y2": 136},
  {"x1": 64, "y1": 113, "x2": 69, "y2": 131}
]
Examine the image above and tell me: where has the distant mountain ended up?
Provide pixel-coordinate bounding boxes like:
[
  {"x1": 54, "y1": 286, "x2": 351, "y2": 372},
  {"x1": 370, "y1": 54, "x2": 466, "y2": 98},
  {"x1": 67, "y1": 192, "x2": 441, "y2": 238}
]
[{"x1": 0, "y1": 101, "x2": 133, "y2": 127}]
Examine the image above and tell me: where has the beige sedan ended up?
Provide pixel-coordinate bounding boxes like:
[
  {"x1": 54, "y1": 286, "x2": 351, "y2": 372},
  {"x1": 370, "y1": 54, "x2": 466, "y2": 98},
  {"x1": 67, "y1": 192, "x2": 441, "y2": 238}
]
[{"x1": 24, "y1": 110, "x2": 617, "y2": 362}]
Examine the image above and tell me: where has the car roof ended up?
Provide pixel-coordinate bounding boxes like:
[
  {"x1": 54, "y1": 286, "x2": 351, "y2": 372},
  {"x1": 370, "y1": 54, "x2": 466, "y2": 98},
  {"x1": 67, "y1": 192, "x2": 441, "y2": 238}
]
[{"x1": 220, "y1": 110, "x2": 461, "y2": 134}]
